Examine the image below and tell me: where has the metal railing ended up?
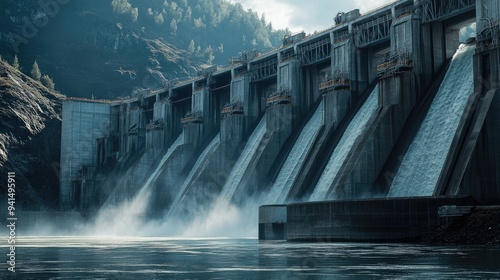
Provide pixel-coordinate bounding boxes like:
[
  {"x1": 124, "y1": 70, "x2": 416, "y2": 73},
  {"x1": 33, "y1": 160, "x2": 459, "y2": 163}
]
[
  {"x1": 477, "y1": 19, "x2": 500, "y2": 50},
  {"x1": 299, "y1": 37, "x2": 332, "y2": 65},
  {"x1": 319, "y1": 69, "x2": 350, "y2": 91},
  {"x1": 146, "y1": 118, "x2": 164, "y2": 131},
  {"x1": 377, "y1": 50, "x2": 413, "y2": 77},
  {"x1": 250, "y1": 57, "x2": 278, "y2": 81},
  {"x1": 418, "y1": 0, "x2": 476, "y2": 23},
  {"x1": 354, "y1": 13, "x2": 392, "y2": 47},
  {"x1": 181, "y1": 111, "x2": 203, "y2": 124},
  {"x1": 221, "y1": 101, "x2": 244, "y2": 117},
  {"x1": 266, "y1": 86, "x2": 292, "y2": 107}
]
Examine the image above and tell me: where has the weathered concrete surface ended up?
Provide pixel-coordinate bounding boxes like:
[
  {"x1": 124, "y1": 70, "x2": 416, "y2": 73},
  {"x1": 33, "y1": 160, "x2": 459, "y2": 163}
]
[
  {"x1": 233, "y1": 104, "x2": 293, "y2": 201},
  {"x1": 258, "y1": 205, "x2": 287, "y2": 240},
  {"x1": 286, "y1": 196, "x2": 476, "y2": 242},
  {"x1": 331, "y1": 73, "x2": 415, "y2": 199}
]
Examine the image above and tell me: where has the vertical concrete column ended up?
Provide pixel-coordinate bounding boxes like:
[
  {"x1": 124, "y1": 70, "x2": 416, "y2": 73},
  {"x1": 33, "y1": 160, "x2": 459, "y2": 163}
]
[
  {"x1": 244, "y1": 75, "x2": 260, "y2": 134},
  {"x1": 221, "y1": 75, "x2": 248, "y2": 142},
  {"x1": 326, "y1": 39, "x2": 354, "y2": 127},
  {"x1": 59, "y1": 100, "x2": 111, "y2": 210},
  {"x1": 432, "y1": 21, "x2": 446, "y2": 72},
  {"x1": 322, "y1": 89, "x2": 351, "y2": 128},
  {"x1": 183, "y1": 87, "x2": 209, "y2": 147},
  {"x1": 277, "y1": 59, "x2": 301, "y2": 120},
  {"x1": 163, "y1": 94, "x2": 177, "y2": 147}
]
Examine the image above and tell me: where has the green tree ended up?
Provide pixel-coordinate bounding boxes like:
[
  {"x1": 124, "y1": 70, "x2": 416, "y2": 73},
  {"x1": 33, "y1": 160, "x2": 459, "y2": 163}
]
[
  {"x1": 193, "y1": 17, "x2": 205, "y2": 28},
  {"x1": 170, "y1": 1, "x2": 178, "y2": 11},
  {"x1": 154, "y1": 13, "x2": 164, "y2": 25},
  {"x1": 41, "y1": 75, "x2": 55, "y2": 90},
  {"x1": 204, "y1": 45, "x2": 214, "y2": 64},
  {"x1": 170, "y1": 19, "x2": 178, "y2": 35},
  {"x1": 12, "y1": 55, "x2": 20, "y2": 70},
  {"x1": 130, "y1": 7, "x2": 138, "y2": 22},
  {"x1": 188, "y1": 40, "x2": 195, "y2": 53},
  {"x1": 185, "y1": 7, "x2": 192, "y2": 21},
  {"x1": 111, "y1": 0, "x2": 137, "y2": 22},
  {"x1": 31, "y1": 61, "x2": 41, "y2": 81},
  {"x1": 111, "y1": 0, "x2": 131, "y2": 14}
]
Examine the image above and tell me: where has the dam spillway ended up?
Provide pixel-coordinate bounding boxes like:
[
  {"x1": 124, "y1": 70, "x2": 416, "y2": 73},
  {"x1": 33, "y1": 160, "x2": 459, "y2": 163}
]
[
  {"x1": 218, "y1": 115, "x2": 268, "y2": 203},
  {"x1": 310, "y1": 85, "x2": 379, "y2": 201},
  {"x1": 58, "y1": 0, "x2": 500, "y2": 239},
  {"x1": 264, "y1": 101, "x2": 323, "y2": 204},
  {"x1": 388, "y1": 44, "x2": 475, "y2": 197}
]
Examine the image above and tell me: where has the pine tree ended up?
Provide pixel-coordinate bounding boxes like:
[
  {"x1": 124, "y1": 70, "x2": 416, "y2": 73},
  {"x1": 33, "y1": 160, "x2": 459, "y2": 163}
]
[
  {"x1": 31, "y1": 61, "x2": 42, "y2": 81},
  {"x1": 12, "y1": 55, "x2": 20, "y2": 70},
  {"x1": 154, "y1": 12, "x2": 164, "y2": 25},
  {"x1": 170, "y1": 19, "x2": 177, "y2": 35},
  {"x1": 188, "y1": 40, "x2": 195, "y2": 53},
  {"x1": 41, "y1": 75, "x2": 55, "y2": 90}
]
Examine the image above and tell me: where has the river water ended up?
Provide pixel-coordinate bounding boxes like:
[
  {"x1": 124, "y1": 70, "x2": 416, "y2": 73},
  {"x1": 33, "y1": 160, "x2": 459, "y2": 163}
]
[{"x1": 2, "y1": 237, "x2": 499, "y2": 279}]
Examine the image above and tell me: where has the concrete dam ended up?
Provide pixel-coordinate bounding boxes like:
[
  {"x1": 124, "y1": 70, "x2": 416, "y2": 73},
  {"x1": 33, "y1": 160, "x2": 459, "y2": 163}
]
[{"x1": 60, "y1": 0, "x2": 500, "y2": 240}]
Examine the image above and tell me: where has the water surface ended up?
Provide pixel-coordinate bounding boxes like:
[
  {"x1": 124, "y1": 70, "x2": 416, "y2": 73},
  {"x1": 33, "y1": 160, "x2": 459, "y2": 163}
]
[{"x1": 3, "y1": 237, "x2": 499, "y2": 279}]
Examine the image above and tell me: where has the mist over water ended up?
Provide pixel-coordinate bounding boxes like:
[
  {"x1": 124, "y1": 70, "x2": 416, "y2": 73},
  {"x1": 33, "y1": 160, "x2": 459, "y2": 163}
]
[{"x1": 85, "y1": 190, "x2": 259, "y2": 238}]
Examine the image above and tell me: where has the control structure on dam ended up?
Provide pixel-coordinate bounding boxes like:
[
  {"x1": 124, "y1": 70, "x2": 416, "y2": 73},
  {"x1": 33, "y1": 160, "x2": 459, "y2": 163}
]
[{"x1": 60, "y1": 0, "x2": 500, "y2": 239}]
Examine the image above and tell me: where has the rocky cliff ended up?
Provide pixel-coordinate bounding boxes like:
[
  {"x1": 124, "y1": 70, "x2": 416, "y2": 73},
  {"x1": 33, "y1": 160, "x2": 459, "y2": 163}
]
[{"x1": 0, "y1": 60, "x2": 63, "y2": 210}]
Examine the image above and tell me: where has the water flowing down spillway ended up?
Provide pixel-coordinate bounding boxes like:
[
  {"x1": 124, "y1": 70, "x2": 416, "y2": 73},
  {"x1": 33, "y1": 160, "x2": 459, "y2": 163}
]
[
  {"x1": 218, "y1": 115, "x2": 267, "y2": 202},
  {"x1": 387, "y1": 44, "x2": 475, "y2": 197},
  {"x1": 309, "y1": 85, "x2": 379, "y2": 201},
  {"x1": 137, "y1": 133, "x2": 184, "y2": 197},
  {"x1": 167, "y1": 133, "x2": 221, "y2": 216},
  {"x1": 264, "y1": 102, "x2": 324, "y2": 204}
]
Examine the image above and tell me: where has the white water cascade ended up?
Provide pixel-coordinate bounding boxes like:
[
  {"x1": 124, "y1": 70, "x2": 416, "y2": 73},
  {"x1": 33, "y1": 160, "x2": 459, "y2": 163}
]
[
  {"x1": 167, "y1": 133, "x2": 221, "y2": 216},
  {"x1": 264, "y1": 102, "x2": 324, "y2": 204},
  {"x1": 387, "y1": 44, "x2": 475, "y2": 197},
  {"x1": 218, "y1": 115, "x2": 267, "y2": 202},
  {"x1": 136, "y1": 133, "x2": 184, "y2": 197},
  {"x1": 309, "y1": 85, "x2": 379, "y2": 201}
]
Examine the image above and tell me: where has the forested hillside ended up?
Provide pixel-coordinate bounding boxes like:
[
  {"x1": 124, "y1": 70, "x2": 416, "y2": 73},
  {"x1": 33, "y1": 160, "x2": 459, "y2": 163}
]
[{"x1": 0, "y1": 0, "x2": 287, "y2": 99}]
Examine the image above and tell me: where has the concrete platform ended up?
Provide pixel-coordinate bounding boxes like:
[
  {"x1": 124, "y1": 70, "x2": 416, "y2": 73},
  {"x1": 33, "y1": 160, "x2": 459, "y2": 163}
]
[{"x1": 260, "y1": 196, "x2": 476, "y2": 242}]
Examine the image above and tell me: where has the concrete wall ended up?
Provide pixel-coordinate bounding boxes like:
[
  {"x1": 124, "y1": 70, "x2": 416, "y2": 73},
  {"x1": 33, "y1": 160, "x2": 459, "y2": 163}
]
[
  {"x1": 456, "y1": 47, "x2": 500, "y2": 203},
  {"x1": 322, "y1": 90, "x2": 351, "y2": 126},
  {"x1": 286, "y1": 196, "x2": 476, "y2": 241},
  {"x1": 60, "y1": 100, "x2": 111, "y2": 210},
  {"x1": 258, "y1": 205, "x2": 287, "y2": 240}
]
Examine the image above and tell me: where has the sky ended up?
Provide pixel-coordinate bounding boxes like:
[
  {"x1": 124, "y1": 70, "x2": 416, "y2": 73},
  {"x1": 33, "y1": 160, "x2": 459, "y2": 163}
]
[{"x1": 229, "y1": 0, "x2": 395, "y2": 34}]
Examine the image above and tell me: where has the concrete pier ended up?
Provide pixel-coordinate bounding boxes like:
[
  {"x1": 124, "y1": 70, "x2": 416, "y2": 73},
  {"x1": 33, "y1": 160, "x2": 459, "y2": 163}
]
[{"x1": 284, "y1": 196, "x2": 476, "y2": 242}]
